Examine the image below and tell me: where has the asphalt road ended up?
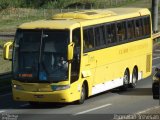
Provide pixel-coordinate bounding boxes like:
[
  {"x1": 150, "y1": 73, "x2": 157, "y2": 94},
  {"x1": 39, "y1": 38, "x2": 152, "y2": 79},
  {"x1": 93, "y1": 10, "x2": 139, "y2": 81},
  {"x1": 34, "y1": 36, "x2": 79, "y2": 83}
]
[{"x1": 0, "y1": 52, "x2": 160, "y2": 120}]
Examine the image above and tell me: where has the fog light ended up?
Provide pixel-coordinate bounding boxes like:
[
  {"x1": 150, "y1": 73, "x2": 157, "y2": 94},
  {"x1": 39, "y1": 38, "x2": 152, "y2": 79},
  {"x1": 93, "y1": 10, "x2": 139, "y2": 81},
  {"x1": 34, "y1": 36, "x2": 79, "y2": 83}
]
[{"x1": 13, "y1": 84, "x2": 24, "y2": 90}]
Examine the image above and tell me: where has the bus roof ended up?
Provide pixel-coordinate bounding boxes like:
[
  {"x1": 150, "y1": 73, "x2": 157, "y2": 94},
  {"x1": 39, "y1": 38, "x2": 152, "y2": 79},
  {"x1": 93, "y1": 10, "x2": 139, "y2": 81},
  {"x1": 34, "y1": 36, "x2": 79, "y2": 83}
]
[{"x1": 19, "y1": 8, "x2": 150, "y2": 30}]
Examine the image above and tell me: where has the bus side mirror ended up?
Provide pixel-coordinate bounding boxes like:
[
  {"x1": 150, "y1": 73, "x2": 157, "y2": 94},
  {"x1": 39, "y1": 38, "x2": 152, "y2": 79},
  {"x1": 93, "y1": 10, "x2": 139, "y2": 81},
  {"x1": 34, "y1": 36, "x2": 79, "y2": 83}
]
[
  {"x1": 67, "y1": 42, "x2": 74, "y2": 61},
  {"x1": 3, "y1": 41, "x2": 13, "y2": 60}
]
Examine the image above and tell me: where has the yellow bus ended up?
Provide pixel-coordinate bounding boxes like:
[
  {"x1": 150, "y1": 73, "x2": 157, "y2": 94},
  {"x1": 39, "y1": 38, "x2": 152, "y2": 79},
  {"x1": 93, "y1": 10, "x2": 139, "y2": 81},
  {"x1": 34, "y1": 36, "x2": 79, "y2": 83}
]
[{"x1": 4, "y1": 8, "x2": 152, "y2": 105}]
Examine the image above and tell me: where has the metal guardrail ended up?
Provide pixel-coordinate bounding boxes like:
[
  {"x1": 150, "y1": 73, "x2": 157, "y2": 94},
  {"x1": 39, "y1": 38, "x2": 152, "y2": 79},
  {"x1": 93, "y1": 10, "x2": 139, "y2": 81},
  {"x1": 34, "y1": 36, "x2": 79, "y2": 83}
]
[
  {"x1": 0, "y1": 72, "x2": 12, "y2": 78},
  {"x1": 0, "y1": 36, "x2": 14, "y2": 41},
  {"x1": 0, "y1": 34, "x2": 14, "y2": 37},
  {"x1": 0, "y1": 33, "x2": 14, "y2": 41},
  {"x1": 153, "y1": 32, "x2": 160, "y2": 39},
  {"x1": 0, "y1": 72, "x2": 12, "y2": 93}
]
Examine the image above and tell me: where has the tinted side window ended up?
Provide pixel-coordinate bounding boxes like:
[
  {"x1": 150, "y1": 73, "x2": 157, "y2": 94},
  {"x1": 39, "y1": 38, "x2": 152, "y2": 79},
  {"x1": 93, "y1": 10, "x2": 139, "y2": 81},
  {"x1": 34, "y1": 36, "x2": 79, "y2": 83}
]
[
  {"x1": 71, "y1": 28, "x2": 81, "y2": 83},
  {"x1": 73, "y1": 28, "x2": 81, "y2": 48},
  {"x1": 127, "y1": 20, "x2": 135, "y2": 40},
  {"x1": 106, "y1": 24, "x2": 116, "y2": 44},
  {"x1": 83, "y1": 28, "x2": 94, "y2": 51},
  {"x1": 143, "y1": 17, "x2": 150, "y2": 36},
  {"x1": 116, "y1": 21, "x2": 127, "y2": 42},
  {"x1": 95, "y1": 26, "x2": 105, "y2": 47},
  {"x1": 135, "y1": 19, "x2": 143, "y2": 37}
]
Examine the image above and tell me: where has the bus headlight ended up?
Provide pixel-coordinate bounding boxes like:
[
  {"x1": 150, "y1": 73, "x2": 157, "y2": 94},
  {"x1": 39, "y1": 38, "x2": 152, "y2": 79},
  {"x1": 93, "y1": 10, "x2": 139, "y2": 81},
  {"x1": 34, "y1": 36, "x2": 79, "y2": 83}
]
[
  {"x1": 13, "y1": 84, "x2": 24, "y2": 90},
  {"x1": 51, "y1": 85, "x2": 70, "y2": 91}
]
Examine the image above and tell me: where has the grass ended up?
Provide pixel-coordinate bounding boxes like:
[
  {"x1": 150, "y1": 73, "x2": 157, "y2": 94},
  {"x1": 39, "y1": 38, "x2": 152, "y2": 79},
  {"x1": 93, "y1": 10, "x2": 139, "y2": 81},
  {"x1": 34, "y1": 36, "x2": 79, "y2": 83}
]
[
  {"x1": 121, "y1": 0, "x2": 151, "y2": 8},
  {"x1": 0, "y1": 8, "x2": 55, "y2": 32}
]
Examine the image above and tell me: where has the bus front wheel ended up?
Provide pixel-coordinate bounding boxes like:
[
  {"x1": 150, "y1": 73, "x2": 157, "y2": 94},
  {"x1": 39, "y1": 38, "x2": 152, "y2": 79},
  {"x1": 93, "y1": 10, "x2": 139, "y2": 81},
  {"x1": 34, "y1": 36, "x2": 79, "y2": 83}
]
[{"x1": 77, "y1": 84, "x2": 86, "y2": 104}]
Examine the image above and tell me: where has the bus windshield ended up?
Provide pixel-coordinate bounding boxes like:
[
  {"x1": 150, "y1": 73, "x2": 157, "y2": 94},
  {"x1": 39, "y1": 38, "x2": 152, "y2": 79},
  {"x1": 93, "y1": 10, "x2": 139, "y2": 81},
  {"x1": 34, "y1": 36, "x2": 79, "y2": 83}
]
[{"x1": 13, "y1": 29, "x2": 69, "y2": 82}]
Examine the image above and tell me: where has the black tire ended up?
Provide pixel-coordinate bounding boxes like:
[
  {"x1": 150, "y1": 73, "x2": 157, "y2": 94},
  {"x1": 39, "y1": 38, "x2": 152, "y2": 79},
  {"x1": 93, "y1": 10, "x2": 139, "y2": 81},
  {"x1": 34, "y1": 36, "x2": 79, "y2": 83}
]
[
  {"x1": 153, "y1": 95, "x2": 159, "y2": 99},
  {"x1": 77, "y1": 84, "x2": 86, "y2": 104},
  {"x1": 120, "y1": 70, "x2": 129, "y2": 91},
  {"x1": 152, "y1": 82, "x2": 160, "y2": 99},
  {"x1": 129, "y1": 68, "x2": 138, "y2": 88}
]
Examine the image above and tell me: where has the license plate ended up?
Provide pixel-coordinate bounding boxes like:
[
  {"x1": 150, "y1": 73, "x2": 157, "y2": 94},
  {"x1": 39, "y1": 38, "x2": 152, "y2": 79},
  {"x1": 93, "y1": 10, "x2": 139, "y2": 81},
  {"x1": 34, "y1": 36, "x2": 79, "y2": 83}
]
[{"x1": 34, "y1": 95, "x2": 44, "y2": 98}]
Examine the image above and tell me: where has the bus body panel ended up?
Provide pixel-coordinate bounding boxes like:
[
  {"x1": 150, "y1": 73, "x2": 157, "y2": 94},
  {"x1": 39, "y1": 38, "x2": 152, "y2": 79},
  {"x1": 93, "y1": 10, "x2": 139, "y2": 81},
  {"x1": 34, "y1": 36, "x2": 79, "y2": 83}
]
[
  {"x1": 11, "y1": 8, "x2": 152, "y2": 103},
  {"x1": 81, "y1": 37, "x2": 152, "y2": 96}
]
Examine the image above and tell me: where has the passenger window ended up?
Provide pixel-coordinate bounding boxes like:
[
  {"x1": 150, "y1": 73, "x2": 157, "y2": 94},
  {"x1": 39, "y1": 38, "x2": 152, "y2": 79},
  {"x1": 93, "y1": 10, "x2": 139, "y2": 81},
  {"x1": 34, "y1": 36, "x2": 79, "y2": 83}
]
[
  {"x1": 106, "y1": 24, "x2": 116, "y2": 44},
  {"x1": 95, "y1": 26, "x2": 105, "y2": 47},
  {"x1": 135, "y1": 19, "x2": 143, "y2": 37},
  {"x1": 143, "y1": 17, "x2": 150, "y2": 36},
  {"x1": 116, "y1": 22, "x2": 126, "y2": 42},
  {"x1": 83, "y1": 28, "x2": 94, "y2": 51},
  {"x1": 127, "y1": 20, "x2": 135, "y2": 40}
]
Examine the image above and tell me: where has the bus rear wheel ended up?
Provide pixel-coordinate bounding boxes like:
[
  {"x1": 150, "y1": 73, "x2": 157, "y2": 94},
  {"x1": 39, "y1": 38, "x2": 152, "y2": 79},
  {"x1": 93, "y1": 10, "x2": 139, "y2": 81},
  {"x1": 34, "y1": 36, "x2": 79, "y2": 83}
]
[
  {"x1": 153, "y1": 95, "x2": 159, "y2": 99},
  {"x1": 130, "y1": 68, "x2": 138, "y2": 88},
  {"x1": 77, "y1": 84, "x2": 86, "y2": 104}
]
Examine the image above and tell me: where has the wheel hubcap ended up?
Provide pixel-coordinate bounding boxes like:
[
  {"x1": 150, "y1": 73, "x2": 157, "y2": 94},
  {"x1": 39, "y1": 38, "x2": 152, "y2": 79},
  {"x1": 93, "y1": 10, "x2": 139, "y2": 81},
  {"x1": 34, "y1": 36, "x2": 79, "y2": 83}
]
[
  {"x1": 81, "y1": 87, "x2": 85, "y2": 100},
  {"x1": 132, "y1": 75, "x2": 136, "y2": 84}
]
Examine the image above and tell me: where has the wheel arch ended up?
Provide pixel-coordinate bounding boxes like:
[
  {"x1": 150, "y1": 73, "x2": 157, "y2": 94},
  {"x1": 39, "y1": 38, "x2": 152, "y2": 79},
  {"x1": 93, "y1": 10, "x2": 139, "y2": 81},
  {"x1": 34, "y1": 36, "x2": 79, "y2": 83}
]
[
  {"x1": 125, "y1": 67, "x2": 130, "y2": 83},
  {"x1": 133, "y1": 65, "x2": 138, "y2": 80},
  {"x1": 125, "y1": 67, "x2": 130, "y2": 78}
]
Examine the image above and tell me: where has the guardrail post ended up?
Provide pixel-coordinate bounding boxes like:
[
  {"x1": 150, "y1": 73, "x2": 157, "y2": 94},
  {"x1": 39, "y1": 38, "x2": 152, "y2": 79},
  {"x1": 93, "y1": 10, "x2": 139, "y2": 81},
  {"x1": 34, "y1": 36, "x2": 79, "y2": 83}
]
[
  {"x1": 152, "y1": 0, "x2": 159, "y2": 33},
  {"x1": 159, "y1": 80, "x2": 160, "y2": 105}
]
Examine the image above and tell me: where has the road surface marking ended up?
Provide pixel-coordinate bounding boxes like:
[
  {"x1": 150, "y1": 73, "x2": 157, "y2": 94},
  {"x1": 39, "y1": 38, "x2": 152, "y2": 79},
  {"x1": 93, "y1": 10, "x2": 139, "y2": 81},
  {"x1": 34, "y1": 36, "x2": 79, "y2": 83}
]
[
  {"x1": 20, "y1": 103, "x2": 30, "y2": 107},
  {"x1": 152, "y1": 66, "x2": 156, "y2": 68},
  {"x1": 0, "y1": 93, "x2": 12, "y2": 97},
  {"x1": 152, "y1": 62, "x2": 160, "y2": 69},
  {"x1": 74, "y1": 103, "x2": 112, "y2": 115},
  {"x1": 137, "y1": 106, "x2": 160, "y2": 114},
  {"x1": 155, "y1": 49, "x2": 160, "y2": 52},
  {"x1": 153, "y1": 57, "x2": 160, "y2": 60}
]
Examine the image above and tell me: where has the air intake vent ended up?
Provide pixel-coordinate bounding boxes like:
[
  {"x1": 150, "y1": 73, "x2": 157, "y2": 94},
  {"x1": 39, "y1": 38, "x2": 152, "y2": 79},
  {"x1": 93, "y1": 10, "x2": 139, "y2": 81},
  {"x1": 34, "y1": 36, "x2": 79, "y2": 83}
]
[{"x1": 146, "y1": 54, "x2": 151, "y2": 72}]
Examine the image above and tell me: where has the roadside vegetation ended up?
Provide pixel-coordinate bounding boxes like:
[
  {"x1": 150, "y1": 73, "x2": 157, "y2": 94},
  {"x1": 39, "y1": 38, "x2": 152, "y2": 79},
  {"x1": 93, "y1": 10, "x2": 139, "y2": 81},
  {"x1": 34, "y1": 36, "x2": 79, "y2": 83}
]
[
  {"x1": 0, "y1": 0, "x2": 138, "y2": 9},
  {"x1": 0, "y1": 0, "x2": 151, "y2": 32}
]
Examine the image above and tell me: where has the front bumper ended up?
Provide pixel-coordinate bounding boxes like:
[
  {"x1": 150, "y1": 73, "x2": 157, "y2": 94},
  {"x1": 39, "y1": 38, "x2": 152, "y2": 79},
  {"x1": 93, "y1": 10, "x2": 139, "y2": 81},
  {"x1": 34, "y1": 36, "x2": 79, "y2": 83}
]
[{"x1": 13, "y1": 88, "x2": 75, "y2": 103}]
